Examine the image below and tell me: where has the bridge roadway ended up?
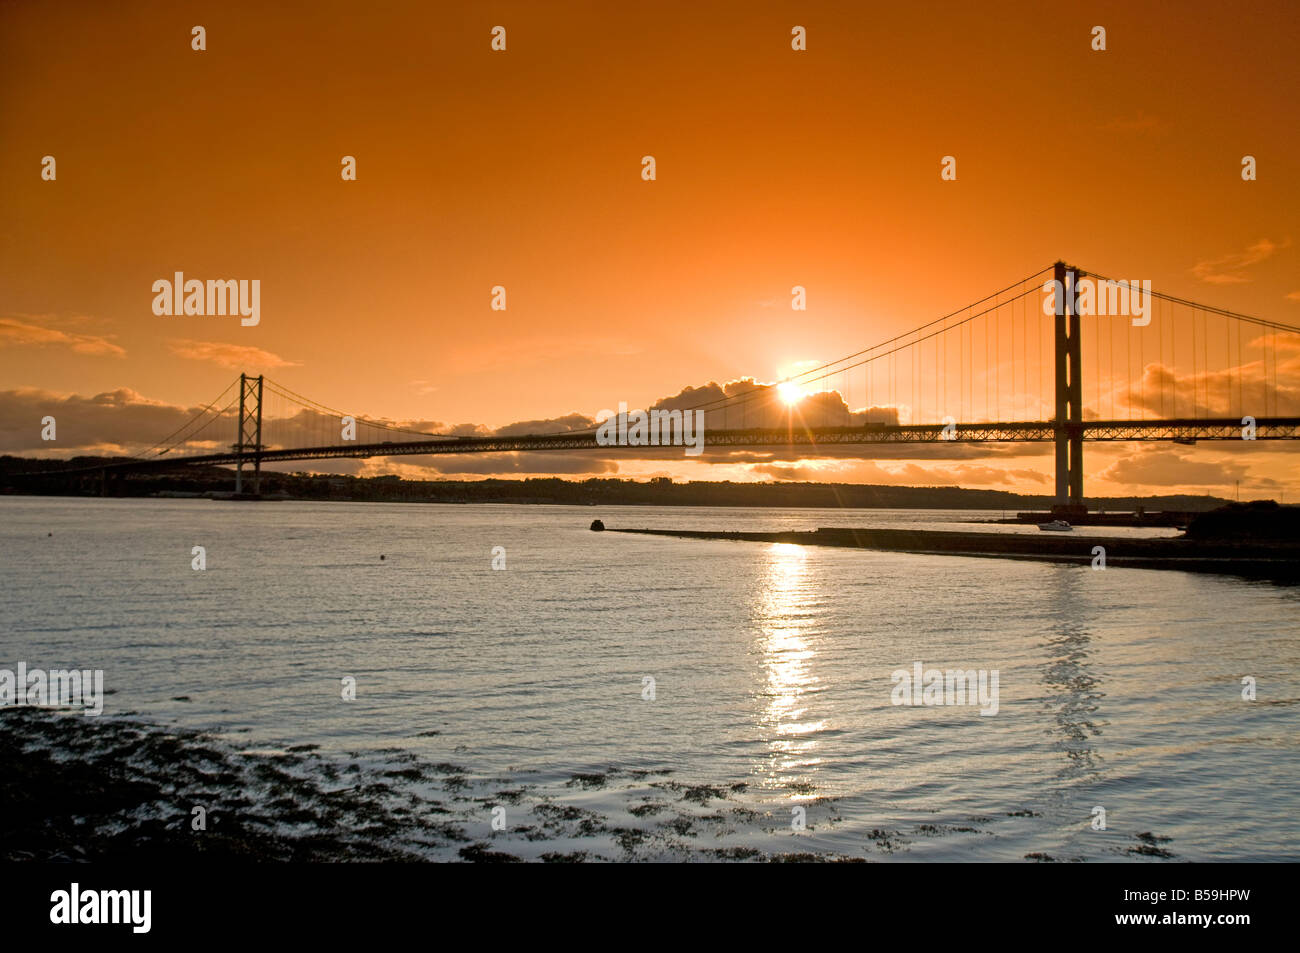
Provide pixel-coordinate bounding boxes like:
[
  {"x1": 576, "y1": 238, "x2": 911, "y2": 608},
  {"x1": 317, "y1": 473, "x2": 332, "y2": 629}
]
[{"x1": 76, "y1": 416, "x2": 1300, "y2": 474}]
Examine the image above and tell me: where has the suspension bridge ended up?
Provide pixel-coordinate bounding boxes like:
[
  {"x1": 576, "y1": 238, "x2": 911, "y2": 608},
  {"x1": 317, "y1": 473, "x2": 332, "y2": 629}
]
[{"x1": 28, "y1": 262, "x2": 1300, "y2": 512}]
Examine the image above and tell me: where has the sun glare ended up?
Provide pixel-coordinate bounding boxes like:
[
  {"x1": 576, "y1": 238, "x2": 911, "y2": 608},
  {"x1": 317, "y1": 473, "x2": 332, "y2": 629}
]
[{"x1": 777, "y1": 381, "x2": 803, "y2": 405}]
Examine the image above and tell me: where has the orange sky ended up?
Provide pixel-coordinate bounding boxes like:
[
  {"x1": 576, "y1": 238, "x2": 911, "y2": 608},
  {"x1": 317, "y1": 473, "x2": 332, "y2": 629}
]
[{"x1": 2, "y1": 0, "x2": 1298, "y2": 496}]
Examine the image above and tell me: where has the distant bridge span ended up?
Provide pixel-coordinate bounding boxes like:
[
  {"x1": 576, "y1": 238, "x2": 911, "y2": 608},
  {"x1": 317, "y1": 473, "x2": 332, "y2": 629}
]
[{"x1": 86, "y1": 416, "x2": 1300, "y2": 474}]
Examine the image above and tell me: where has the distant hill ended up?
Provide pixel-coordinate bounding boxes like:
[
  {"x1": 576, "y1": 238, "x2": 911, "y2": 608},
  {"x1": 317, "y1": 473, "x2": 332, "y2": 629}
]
[{"x1": 0, "y1": 454, "x2": 1233, "y2": 511}]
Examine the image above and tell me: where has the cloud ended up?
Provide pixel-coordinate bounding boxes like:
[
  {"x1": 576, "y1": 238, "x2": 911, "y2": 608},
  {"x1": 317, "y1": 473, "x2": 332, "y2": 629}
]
[
  {"x1": 751, "y1": 459, "x2": 1049, "y2": 487},
  {"x1": 1097, "y1": 448, "x2": 1247, "y2": 488},
  {"x1": 1191, "y1": 239, "x2": 1284, "y2": 284},
  {"x1": 650, "y1": 378, "x2": 899, "y2": 431},
  {"x1": 870, "y1": 462, "x2": 1050, "y2": 487},
  {"x1": 168, "y1": 339, "x2": 299, "y2": 370},
  {"x1": 0, "y1": 387, "x2": 222, "y2": 454},
  {"x1": 369, "y1": 453, "x2": 621, "y2": 476},
  {"x1": 752, "y1": 462, "x2": 823, "y2": 481},
  {"x1": 0, "y1": 317, "x2": 125, "y2": 357},
  {"x1": 707, "y1": 440, "x2": 1048, "y2": 464},
  {"x1": 494, "y1": 413, "x2": 592, "y2": 437},
  {"x1": 1105, "y1": 353, "x2": 1300, "y2": 420}
]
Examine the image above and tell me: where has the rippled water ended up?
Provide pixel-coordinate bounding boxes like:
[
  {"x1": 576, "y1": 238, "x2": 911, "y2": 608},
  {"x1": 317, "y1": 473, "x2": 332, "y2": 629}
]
[{"x1": 2, "y1": 497, "x2": 1297, "y2": 861}]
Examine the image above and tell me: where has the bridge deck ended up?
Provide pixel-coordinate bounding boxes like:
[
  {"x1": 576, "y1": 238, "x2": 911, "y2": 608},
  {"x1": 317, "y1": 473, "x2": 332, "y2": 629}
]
[{"x1": 41, "y1": 417, "x2": 1300, "y2": 474}]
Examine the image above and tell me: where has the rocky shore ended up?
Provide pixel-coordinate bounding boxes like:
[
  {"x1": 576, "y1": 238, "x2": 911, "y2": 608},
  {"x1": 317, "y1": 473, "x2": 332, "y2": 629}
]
[{"x1": 0, "y1": 710, "x2": 873, "y2": 862}]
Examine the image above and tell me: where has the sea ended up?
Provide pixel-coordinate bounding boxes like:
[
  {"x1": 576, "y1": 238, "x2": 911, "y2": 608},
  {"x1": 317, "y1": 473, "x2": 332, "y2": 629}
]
[{"x1": 2, "y1": 496, "x2": 1297, "y2": 861}]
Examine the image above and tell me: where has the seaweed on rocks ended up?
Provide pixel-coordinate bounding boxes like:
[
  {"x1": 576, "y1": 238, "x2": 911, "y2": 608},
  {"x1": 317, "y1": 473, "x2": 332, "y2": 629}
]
[{"x1": 0, "y1": 709, "x2": 436, "y2": 861}]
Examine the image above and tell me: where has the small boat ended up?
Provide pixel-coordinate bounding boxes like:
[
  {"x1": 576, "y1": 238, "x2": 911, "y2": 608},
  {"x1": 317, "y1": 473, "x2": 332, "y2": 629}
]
[{"x1": 1037, "y1": 519, "x2": 1073, "y2": 532}]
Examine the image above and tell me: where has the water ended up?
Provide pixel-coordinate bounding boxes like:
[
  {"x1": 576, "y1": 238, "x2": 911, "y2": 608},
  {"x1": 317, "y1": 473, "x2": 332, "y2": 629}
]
[{"x1": 2, "y1": 497, "x2": 1297, "y2": 861}]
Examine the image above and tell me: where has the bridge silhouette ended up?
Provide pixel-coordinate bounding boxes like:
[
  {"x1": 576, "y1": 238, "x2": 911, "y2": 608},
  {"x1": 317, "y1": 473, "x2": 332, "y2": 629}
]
[{"x1": 48, "y1": 262, "x2": 1300, "y2": 511}]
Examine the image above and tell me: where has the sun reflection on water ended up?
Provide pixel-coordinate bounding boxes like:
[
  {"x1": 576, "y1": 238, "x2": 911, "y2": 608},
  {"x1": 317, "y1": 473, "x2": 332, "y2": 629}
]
[{"x1": 755, "y1": 543, "x2": 827, "y2": 797}]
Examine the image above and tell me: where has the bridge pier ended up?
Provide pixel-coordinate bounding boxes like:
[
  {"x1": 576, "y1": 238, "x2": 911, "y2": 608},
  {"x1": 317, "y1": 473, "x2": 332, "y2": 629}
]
[
  {"x1": 234, "y1": 373, "x2": 264, "y2": 497},
  {"x1": 1053, "y1": 261, "x2": 1087, "y2": 516}
]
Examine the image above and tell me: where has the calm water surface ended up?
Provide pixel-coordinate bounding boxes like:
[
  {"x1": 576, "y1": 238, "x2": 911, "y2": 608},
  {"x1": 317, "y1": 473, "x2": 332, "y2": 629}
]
[{"x1": 2, "y1": 497, "x2": 1297, "y2": 861}]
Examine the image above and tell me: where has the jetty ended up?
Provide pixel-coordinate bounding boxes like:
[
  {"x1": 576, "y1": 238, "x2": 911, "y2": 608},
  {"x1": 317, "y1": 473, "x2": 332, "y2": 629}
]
[{"x1": 604, "y1": 525, "x2": 1300, "y2": 581}]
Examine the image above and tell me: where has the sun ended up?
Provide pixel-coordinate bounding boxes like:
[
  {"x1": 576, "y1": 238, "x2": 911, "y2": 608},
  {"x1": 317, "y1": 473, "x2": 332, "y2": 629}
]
[{"x1": 777, "y1": 381, "x2": 803, "y2": 405}]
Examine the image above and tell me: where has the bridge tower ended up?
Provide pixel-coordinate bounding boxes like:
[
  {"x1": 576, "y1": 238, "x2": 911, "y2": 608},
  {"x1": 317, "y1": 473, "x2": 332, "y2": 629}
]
[
  {"x1": 1052, "y1": 261, "x2": 1086, "y2": 515},
  {"x1": 234, "y1": 373, "x2": 264, "y2": 496}
]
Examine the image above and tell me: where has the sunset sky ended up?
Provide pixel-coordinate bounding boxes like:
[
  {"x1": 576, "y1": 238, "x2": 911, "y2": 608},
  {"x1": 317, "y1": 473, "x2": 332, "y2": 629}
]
[{"x1": 2, "y1": 0, "x2": 1298, "y2": 496}]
